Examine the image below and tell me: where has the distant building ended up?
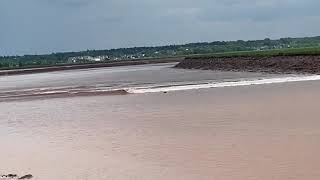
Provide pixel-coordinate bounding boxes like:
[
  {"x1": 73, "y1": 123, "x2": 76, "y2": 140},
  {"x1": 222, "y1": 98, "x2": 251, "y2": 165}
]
[{"x1": 68, "y1": 55, "x2": 110, "y2": 63}]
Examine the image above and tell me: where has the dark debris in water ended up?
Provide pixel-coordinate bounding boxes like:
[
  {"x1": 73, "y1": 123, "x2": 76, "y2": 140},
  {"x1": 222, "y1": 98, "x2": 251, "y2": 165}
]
[{"x1": 0, "y1": 174, "x2": 33, "y2": 179}]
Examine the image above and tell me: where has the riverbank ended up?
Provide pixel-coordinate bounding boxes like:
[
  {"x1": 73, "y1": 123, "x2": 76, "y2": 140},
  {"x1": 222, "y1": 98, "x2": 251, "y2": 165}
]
[{"x1": 175, "y1": 55, "x2": 320, "y2": 74}]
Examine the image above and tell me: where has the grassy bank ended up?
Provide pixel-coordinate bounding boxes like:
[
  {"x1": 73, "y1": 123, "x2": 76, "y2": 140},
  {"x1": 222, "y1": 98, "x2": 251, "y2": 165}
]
[{"x1": 186, "y1": 47, "x2": 320, "y2": 59}]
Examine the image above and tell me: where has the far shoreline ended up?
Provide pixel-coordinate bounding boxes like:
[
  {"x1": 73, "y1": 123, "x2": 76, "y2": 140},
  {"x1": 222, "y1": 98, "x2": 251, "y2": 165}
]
[
  {"x1": 3, "y1": 47, "x2": 320, "y2": 76},
  {"x1": 0, "y1": 57, "x2": 182, "y2": 76}
]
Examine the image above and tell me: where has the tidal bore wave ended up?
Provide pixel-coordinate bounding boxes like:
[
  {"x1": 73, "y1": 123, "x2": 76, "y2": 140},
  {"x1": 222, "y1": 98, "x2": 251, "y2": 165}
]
[
  {"x1": 2, "y1": 75, "x2": 320, "y2": 101},
  {"x1": 127, "y1": 75, "x2": 320, "y2": 93}
]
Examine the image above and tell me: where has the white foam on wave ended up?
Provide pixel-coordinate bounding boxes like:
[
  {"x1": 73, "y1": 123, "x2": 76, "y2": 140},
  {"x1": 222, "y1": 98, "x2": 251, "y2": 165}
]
[{"x1": 127, "y1": 75, "x2": 320, "y2": 94}]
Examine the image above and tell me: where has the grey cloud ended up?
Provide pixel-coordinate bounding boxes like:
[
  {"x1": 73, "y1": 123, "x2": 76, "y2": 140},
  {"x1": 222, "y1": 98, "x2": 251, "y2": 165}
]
[
  {"x1": 62, "y1": 1, "x2": 91, "y2": 8},
  {"x1": 1, "y1": 0, "x2": 320, "y2": 55},
  {"x1": 35, "y1": 0, "x2": 97, "y2": 7}
]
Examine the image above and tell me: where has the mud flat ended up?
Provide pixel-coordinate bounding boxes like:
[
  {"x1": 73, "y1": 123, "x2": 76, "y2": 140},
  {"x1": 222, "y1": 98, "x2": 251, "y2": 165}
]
[{"x1": 175, "y1": 55, "x2": 320, "y2": 74}]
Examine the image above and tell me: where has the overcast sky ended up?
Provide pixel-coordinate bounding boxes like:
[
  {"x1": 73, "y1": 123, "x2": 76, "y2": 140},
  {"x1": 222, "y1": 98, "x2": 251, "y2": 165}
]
[{"x1": 1, "y1": 0, "x2": 320, "y2": 55}]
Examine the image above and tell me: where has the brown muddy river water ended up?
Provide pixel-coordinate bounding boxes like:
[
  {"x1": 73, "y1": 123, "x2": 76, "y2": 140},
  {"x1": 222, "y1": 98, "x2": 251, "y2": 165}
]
[{"x1": 1, "y1": 63, "x2": 320, "y2": 180}]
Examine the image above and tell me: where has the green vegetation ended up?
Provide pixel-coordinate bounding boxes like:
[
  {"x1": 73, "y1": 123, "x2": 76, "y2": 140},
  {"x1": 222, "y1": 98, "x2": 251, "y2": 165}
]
[
  {"x1": 1, "y1": 36, "x2": 320, "y2": 69},
  {"x1": 188, "y1": 47, "x2": 320, "y2": 59}
]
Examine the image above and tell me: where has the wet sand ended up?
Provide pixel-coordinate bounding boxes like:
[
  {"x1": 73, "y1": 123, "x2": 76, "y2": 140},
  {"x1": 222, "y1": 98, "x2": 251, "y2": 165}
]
[
  {"x1": 0, "y1": 57, "x2": 182, "y2": 76},
  {"x1": 1, "y1": 81, "x2": 320, "y2": 180}
]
